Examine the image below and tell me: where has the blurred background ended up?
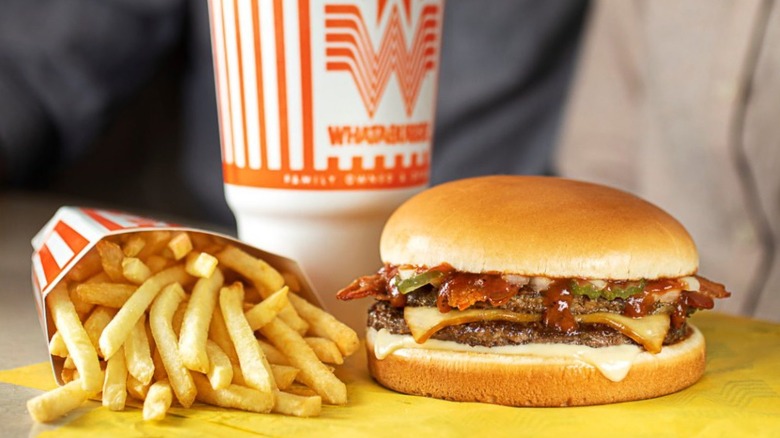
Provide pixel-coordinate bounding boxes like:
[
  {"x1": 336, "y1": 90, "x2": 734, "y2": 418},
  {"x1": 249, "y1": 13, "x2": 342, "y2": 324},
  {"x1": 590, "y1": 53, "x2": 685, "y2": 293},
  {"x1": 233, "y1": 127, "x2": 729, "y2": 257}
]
[
  {"x1": 1, "y1": 0, "x2": 778, "y2": 321},
  {"x1": 0, "y1": 0, "x2": 587, "y2": 227}
]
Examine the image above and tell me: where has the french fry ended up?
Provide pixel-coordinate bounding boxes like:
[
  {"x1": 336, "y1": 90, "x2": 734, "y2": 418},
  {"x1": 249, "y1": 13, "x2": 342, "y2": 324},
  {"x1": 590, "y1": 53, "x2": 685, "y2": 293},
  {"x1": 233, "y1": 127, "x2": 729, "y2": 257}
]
[
  {"x1": 99, "y1": 265, "x2": 190, "y2": 359},
  {"x1": 96, "y1": 240, "x2": 125, "y2": 282},
  {"x1": 270, "y1": 364, "x2": 299, "y2": 390},
  {"x1": 122, "y1": 235, "x2": 146, "y2": 257},
  {"x1": 273, "y1": 390, "x2": 321, "y2": 417},
  {"x1": 61, "y1": 367, "x2": 77, "y2": 384},
  {"x1": 136, "y1": 231, "x2": 172, "y2": 261},
  {"x1": 63, "y1": 355, "x2": 76, "y2": 370},
  {"x1": 277, "y1": 305, "x2": 309, "y2": 334},
  {"x1": 168, "y1": 232, "x2": 193, "y2": 261},
  {"x1": 83, "y1": 306, "x2": 117, "y2": 358},
  {"x1": 143, "y1": 379, "x2": 172, "y2": 421},
  {"x1": 257, "y1": 339, "x2": 290, "y2": 365},
  {"x1": 244, "y1": 286, "x2": 289, "y2": 331},
  {"x1": 188, "y1": 231, "x2": 215, "y2": 249},
  {"x1": 304, "y1": 337, "x2": 344, "y2": 365},
  {"x1": 281, "y1": 272, "x2": 302, "y2": 293},
  {"x1": 219, "y1": 282, "x2": 275, "y2": 392},
  {"x1": 192, "y1": 373, "x2": 274, "y2": 414},
  {"x1": 145, "y1": 255, "x2": 170, "y2": 274},
  {"x1": 127, "y1": 374, "x2": 150, "y2": 401},
  {"x1": 124, "y1": 315, "x2": 154, "y2": 385},
  {"x1": 259, "y1": 318, "x2": 347, "y2": 405},
  {"x1": 231, "y1": 363, "x2": 245, "y2": 386},
  {"x1": 145, "y1": 318, "x2": 156, "y2": 351},
  {"x1": 102, "y1": 348, "x2": 128, "y2": 411},
  {"x1": 283, "y1": 383, "x2": 319, "y2": 398},
  {"x1": 172, "y1": 298, "x2": 188, "y2": 335},
  {"x1": 27, "y1": 378, "x2": 97, "y2": 423},
  {"x1": 205, "y1": 340, "x2": 233, "y2": 390},
  {"x1": 185, "y1": 251, "x2": 219, "y2": 279},
  {"x1": 179, "y1": 268, "x2": 224, "y2": 373},
  {"x1": 243, "y1": 286, "x2": 264, "y2": 304},
  {"x1": 66, "y1": 250, "x2": 103, "y2": 282},
  {"x1": 208, "y1": 306, "x2": 239, "y2": 365},
  {"x1": 73, "y1": 283, "x2": 135, "y2": 308},
  {"x1": 85, "y1": 271, "x2": 111, "y2": 284},
  {"x1": 149, "y1": 282, "x2": 196, "y2": 408},
  {"x1": 122, "y1": 257, "x2": 151, "y2": 284},
  {"x1": 49, "y1": 331, "x2": 68, "y2": 358},
  {"x1": 216, "y1": 246, "x2": 308, "y2": 334},
  {"x1": 216, "y1": 245, "x2": 284, "y2": 294},
  {"x1": 152, "y1": 347, "x2": 167, "y2": 382},
  {"x1": 47, "y1": 284, "x2": 103, "y2": 392},
  {"x1": 32, "y1": 227, "x2": 360, "y2": 423},
  {"x1": 68, "y1": 287, "x2": 94, "y2": 321},
  {"x1": 288, "y1": 292, "x2": 359, "y2": 356}
]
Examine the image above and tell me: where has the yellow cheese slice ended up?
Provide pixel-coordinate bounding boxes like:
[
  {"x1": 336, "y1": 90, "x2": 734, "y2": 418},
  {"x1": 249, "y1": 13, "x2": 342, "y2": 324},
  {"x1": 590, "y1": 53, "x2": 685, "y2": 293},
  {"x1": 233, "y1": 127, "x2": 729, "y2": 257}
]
[
  {"x1": 404, "y1": 307, "x2": 540, "y2": 343},
  {"x1": 403, "y1": 307, "x2": 671, "y2": 353},
  {"x1": 577, "y1": 313, "x2": 670, "y2": 353}
]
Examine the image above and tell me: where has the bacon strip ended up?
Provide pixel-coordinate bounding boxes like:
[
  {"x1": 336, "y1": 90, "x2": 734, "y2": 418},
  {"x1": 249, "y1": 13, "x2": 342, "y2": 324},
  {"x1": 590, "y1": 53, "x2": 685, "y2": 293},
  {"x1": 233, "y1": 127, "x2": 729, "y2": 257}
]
[
  {"x1": 336, "y1": 274, "x2": 386, "y2": 301},
  {"x1": 696, "y1": 275, "x2": 731, "y2": 299},
  {"x1": 437, "y1": 273, "x2": 519, "y2": 312}
]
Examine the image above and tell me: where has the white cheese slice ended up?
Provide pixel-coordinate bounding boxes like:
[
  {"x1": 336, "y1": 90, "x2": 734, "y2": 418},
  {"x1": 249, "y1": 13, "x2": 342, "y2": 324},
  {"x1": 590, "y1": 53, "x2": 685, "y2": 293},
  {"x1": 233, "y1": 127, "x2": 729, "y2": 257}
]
[{"x1": 369, "y1": 327, "x2": 643, "y2": 382}]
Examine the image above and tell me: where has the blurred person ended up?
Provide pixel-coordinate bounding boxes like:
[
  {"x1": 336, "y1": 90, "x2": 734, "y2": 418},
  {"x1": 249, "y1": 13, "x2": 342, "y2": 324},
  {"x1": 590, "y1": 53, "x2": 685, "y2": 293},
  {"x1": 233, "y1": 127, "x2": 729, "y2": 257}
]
[
  {"x1": 0, "y1": 0, "x2": 223, "y2": 224},
  {"x1": 431, "y1": 1, "x2": 587, "y2": 183},
  {"x1": 0, "y1": 0, "x2": 588, "y2": 228},
  {"x1": 556, "y1": 1, "x2": 780, "y2": 321}
]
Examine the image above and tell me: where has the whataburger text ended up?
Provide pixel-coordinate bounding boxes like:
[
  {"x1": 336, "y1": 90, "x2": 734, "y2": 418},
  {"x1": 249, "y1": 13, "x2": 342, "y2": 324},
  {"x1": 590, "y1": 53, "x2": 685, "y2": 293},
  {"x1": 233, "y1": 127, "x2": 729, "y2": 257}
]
[
  {"x1": 28, "y1": 229, "x2": 359, "y2": 423},
  {"x1": 328, "y1": 122, "x2": 431, "y2": 146}
]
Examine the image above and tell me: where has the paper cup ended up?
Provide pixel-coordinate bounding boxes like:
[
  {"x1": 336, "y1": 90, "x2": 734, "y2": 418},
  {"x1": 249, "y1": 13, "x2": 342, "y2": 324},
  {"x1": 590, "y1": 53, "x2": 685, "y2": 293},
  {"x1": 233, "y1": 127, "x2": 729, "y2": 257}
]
[{"x1": 208, "y1": 0, "x2": 445, "y2": 329}]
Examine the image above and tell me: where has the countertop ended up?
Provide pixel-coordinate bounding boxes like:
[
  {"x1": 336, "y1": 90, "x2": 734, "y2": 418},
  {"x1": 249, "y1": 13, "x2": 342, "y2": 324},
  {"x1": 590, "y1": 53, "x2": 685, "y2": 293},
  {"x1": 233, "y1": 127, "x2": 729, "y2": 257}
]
[{"x1": 2, "y1": 192, "x2": 780, "y2": 437}]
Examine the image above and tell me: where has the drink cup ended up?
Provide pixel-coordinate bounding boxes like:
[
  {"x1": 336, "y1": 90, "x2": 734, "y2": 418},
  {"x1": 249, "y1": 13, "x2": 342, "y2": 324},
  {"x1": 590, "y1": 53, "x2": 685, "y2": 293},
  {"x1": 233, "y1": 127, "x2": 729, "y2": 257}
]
[{"x1": 207, "y1": 0, "x2": 444, "y2": 329}]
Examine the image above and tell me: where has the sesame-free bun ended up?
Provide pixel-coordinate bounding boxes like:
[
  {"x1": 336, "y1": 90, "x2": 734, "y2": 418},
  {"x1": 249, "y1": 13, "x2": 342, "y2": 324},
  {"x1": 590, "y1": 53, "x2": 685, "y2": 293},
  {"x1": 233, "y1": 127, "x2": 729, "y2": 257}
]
[
  {"x1": 366, "y1": 325, "x2": 706, "y2": 407},
  {"x1": 380, "y1": 176, "x2": 698, "y2": 280}
]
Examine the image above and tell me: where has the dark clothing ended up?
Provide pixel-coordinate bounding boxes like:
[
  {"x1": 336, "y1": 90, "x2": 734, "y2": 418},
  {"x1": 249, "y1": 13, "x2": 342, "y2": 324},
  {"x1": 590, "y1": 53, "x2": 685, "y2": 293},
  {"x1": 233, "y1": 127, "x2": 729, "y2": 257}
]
[{"x1": 0, "y1": 0, "x2": 588, "y2": 228}]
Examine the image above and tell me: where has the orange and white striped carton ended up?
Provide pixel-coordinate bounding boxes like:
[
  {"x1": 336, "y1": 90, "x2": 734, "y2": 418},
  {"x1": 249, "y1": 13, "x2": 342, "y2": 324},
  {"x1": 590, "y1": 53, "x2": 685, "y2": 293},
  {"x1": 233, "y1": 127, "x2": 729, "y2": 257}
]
[
  {"x1": 31, "y1": 206, "x2": 320, "y2": 384},
  {"x1": 208, "y1": 0, "x2": 445, "y2": 330}
]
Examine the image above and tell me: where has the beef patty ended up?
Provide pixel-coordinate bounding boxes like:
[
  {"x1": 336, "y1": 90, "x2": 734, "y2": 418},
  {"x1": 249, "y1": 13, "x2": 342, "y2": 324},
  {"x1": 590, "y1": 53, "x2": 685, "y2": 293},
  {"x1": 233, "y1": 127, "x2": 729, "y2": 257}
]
[{"x1": 367, "y1": 300, "x2": 690, "y2": 349}]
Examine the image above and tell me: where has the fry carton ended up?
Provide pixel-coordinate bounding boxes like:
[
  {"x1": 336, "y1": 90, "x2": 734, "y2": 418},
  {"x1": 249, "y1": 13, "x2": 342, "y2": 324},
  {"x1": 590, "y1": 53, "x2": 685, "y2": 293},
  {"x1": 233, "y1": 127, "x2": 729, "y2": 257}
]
[{"x1": 31, "y1": 206, "x2": 322, "y2": 385}]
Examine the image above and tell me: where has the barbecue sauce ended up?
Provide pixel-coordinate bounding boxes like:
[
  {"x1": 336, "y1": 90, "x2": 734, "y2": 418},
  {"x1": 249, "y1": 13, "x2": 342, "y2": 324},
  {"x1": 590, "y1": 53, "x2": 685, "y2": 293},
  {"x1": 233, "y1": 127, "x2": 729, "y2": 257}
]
[
  {"x1": 671, "y1": 291, "x2": 715, "y2": 329},
  {"x1": 437, "y1": 273, "x2": 518, "y2": 312},
  {"x1": 542, "y1": 280, "x2": 577, "y2": 333},
  {"x1": 623, "y1": 278, "x2": 682, "y2": 317},
  {"x1": 336, "y1": 264, "x2": 730, "y2": 334}
]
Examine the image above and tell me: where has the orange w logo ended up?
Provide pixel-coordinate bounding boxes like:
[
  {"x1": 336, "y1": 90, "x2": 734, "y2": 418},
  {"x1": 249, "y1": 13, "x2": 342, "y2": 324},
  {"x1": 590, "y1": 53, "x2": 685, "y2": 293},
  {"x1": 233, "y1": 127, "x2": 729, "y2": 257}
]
[{"x1": 324, "y1": 3, "x2": 441, "y2": 117}]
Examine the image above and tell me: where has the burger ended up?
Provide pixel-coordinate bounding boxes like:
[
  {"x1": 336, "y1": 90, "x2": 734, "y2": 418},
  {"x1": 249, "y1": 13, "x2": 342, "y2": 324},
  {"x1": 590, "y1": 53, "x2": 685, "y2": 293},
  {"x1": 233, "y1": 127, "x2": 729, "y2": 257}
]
[{"x1": 336, "y1": 175, "x2": 730, "y2": 406}]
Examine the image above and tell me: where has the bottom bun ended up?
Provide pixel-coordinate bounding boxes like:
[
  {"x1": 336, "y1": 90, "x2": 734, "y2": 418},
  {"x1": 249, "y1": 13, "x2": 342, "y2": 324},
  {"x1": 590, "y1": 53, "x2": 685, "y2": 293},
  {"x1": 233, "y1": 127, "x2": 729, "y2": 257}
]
[{"x1": 366, "y1": 325, "x2": 706, "y2": 407}]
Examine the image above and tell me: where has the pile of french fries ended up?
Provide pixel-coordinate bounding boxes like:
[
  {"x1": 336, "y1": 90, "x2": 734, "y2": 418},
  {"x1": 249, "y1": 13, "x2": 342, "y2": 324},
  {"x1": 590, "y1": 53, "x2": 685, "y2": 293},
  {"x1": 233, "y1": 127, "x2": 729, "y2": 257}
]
[{"x1": 28, "y1": 230, "x2": 359, "y2": 422}]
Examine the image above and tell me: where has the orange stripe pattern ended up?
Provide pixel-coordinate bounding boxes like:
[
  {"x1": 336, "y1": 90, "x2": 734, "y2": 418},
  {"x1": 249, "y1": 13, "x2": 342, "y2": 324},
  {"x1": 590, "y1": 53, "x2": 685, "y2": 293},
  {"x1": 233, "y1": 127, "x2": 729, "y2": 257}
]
[
  {"x1": 209, "y1": 0, "x2": 443, "y2": 190},
  {"x1": 324, "y1": 4, "x2": 440, "y2": 117},
  {"x1": 31, "y1": 208, "x2": 175, "y2": 299}
]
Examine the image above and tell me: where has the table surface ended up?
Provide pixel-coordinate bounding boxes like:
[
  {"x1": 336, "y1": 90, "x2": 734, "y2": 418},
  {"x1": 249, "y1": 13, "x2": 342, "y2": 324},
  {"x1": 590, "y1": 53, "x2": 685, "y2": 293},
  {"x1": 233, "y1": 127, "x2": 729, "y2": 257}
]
[{"x1": 2, "y1": 192, "x2": 780, "y2": 437}]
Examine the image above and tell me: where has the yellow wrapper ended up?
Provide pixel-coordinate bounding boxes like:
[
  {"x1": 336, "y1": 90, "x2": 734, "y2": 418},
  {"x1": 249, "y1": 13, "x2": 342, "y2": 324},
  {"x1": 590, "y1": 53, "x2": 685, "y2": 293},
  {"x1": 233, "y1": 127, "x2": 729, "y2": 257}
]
[{"x1": 2, "y1": 312, "x2": 779, "y2": 437}]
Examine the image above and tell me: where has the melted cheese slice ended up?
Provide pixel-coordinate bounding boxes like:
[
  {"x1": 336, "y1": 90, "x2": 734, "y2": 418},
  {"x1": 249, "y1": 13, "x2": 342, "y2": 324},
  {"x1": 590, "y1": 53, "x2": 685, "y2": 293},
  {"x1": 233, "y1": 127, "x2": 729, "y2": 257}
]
[
  {"x1": 403, "y1": 307, "x2": 671, "y2": 353},
  {"x1": 404, "y1": 307, "x2": 540, "y2": 343},
  {"x1": 577, "y1": 312, "x2": 670, "y2": 353},
  {"x1": 369, "y1": 328, "x2": 643, "y2": 382}
]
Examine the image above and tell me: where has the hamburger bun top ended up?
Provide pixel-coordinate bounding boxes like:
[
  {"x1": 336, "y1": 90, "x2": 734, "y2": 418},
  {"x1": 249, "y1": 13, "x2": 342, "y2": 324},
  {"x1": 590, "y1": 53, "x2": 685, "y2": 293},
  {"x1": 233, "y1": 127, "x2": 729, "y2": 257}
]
[{"x1": 379, "y1": 175, "x2": 698, "y2": 279}]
